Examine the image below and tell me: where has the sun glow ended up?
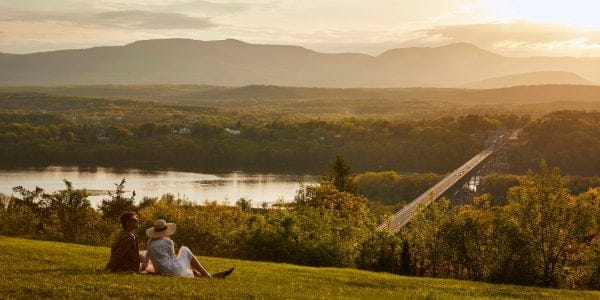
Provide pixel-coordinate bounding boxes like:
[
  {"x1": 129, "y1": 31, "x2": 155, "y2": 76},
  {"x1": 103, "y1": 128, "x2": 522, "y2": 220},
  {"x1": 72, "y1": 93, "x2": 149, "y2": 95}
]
[{"x1": 491, "y1": 0, "x2": 600, "y2": 29}]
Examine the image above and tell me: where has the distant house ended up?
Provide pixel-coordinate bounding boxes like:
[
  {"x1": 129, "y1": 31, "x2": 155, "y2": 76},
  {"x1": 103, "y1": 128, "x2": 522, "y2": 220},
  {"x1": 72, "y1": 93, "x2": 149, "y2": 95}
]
[
  {"x1": 174, "y1": 127, "x2": 192, "y2": 134},
  {"x1": 225, "y1": 128, "x2": 241, "y2": 135},
  {"x1": 96, "y1": 129, "x2": 110, "y2": 142}
]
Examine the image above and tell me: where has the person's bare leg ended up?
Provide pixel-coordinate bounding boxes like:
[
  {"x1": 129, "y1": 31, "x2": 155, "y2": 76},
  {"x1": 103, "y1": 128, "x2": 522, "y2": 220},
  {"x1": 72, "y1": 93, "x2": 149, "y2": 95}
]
[
  {"x1": 180, "y1": 246, "x2": 232, "y2": 278},
  {"x1": 190, "y1": 256, "x2": 212, "y2": 278},
  {"x1": 179, "y1": 246, "x2": 211, "y2": 277}
]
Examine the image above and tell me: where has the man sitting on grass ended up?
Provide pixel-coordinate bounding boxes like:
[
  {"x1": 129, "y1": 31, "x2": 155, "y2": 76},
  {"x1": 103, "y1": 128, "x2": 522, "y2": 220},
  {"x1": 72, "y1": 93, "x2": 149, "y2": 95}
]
[{"x1": 105, "y1": 211, "x2": 142, "y2": 273}]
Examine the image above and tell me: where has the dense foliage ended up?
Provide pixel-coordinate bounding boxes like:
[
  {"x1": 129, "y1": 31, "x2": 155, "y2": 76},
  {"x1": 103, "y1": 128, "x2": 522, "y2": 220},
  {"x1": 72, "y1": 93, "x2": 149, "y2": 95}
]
[
  {"x1": 0, "y1": 93, "x2": 530, "y2": 173},
  {"x1": 510, "y1": 111, "x2": 600, "y2": 176},
  {"x1": 2, "y1": 162, "x2": 600, "y2": 289},
  {"x1": 368, "y1": 163, "x2": 600, "y2": 289},
  {"x1": 6, "y1": 94, "x2": 600, "y2": 177},
  {"x1": 3, "y1": 93, "x2": 600, "y2": 176}
]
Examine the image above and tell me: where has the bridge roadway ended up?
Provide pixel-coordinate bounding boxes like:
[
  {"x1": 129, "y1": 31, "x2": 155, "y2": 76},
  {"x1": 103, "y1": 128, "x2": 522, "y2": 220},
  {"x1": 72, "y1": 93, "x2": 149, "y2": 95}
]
[{"x1": 377, "y1": 130, "x2": 516, "y2": 233}]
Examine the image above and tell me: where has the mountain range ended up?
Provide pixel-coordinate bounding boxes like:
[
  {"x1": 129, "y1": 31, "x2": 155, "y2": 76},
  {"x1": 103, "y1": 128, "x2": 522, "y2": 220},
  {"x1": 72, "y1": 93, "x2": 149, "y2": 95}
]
[{"x1": 1, "y1": 38, "x2": 599, "y2": 88}]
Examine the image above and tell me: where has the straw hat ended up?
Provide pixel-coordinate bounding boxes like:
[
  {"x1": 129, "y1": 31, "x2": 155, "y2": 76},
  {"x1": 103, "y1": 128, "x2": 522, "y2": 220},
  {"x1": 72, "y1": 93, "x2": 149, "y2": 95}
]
[{"x1": 146, "y1": 219, "x2": 176, "y2": 238}]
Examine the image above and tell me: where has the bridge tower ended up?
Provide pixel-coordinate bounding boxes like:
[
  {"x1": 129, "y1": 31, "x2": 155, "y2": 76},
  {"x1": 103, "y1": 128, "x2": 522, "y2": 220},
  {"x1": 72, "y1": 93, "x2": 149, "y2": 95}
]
[{"x1": 449, "y1": 129, "x2": 510, "y2": 203}]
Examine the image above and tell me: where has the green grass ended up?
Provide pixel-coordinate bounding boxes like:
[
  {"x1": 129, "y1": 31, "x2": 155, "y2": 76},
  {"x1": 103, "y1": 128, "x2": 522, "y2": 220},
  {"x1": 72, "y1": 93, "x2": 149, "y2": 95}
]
[{"x1": 1, "y1": 236, "x2": 599, "y2": 299}]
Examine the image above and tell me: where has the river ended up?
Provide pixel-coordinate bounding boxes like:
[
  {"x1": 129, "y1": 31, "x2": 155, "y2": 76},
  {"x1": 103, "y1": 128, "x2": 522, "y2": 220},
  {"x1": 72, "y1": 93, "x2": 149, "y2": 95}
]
[{"x1": 0, "y1": 166, "x2": 317, "y2": 207}]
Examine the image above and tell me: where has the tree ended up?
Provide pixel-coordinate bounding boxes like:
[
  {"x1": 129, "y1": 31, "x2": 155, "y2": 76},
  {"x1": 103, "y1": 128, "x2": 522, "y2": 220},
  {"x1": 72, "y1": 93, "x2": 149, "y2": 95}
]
[
  {"x1": 236, "y1": 197, "x2": 253, "y2": 212},
  {"x1": 506, "y1": 161, "x2": 595, "y2": 286},
  {"x1": 400, "y1": 240, "x2": 414, "y2": 275},
  {"x1": 357, "y1": 230, "x2": 402, "y2": 273},
  {"x1": 8, "y1": 185, "x2": 50, "y2": 234},
  {"x1": 295, "y1": 180, "x2": 372, "y2": 224},
  {"x1": 327, "y1": 154, "x2": 358, "y2": 194},
  {"x1": 293, "y1": 179, "x2": 376, "y2": 267},
  {"x1": 46, "y1": 179, "x2": 99, "y2": 242},
  {"x1": 404, "y1": 196, "x2": 452, "y2": 277},
  {"x1": 99, "y1": 178, "x2": 136, "y2": 223},
  {"x1": 137, "y1": 122, "x2": 157, "y2": 137}
]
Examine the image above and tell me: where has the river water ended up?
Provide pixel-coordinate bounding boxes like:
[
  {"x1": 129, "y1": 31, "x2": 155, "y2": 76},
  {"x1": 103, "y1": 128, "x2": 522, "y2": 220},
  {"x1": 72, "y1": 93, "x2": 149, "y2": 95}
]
[{"x1": 0, "y1": 166, "x2": 317, "y2": 207}]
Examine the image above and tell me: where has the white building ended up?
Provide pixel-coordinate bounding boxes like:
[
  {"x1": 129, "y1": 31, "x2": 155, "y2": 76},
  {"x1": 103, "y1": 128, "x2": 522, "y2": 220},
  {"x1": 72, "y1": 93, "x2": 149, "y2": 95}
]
[
  {"x1": 177, "y1": 128, "x2": 192, "y2": 134},
  {"x1": 225, "y1": 128, "x2": 241, "y2": 135}
]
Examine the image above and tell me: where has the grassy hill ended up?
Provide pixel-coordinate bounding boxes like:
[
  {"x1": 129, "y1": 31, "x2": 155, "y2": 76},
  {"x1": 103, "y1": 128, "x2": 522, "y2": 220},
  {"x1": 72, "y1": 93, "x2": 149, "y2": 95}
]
[{"x1": 1, "y1": 236, "x2": 598, "y2": 299}]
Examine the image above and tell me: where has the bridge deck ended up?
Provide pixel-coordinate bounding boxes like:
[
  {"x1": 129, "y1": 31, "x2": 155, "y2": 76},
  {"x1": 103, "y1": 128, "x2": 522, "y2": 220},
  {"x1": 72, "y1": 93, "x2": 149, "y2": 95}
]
[{"x1": 377, "y1": 130, "x2": 517, "y2": 233}]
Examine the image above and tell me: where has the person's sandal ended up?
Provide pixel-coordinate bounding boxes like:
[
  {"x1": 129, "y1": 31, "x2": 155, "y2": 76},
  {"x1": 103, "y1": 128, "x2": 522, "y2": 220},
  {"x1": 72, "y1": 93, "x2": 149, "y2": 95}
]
[{"x1": 213, "y1": 267, "x2": 235, "y2": 279}]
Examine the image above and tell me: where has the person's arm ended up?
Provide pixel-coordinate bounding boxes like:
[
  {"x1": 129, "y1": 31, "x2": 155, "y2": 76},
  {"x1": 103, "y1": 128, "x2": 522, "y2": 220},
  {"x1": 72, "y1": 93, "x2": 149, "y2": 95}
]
[
  {"x1": 141, "y1": 242, "x2": 151, "y2": 271},
  {"x1": 168, "y1": 238, "x2": 177, "y2": 257},
  {"x1": 141, "y1": 252, "x2": 150, "y2": 271}
]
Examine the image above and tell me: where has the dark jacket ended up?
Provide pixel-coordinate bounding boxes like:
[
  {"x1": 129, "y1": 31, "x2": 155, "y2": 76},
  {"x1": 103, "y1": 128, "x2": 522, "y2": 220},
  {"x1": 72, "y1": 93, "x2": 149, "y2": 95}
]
[{"x1": 105, "y1": 230, "x2": 140, "y2": 272}]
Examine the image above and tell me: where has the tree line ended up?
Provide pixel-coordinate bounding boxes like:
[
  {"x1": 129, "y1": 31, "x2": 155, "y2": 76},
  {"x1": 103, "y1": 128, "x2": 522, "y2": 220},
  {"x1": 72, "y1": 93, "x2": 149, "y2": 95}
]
[
  {"x1": 0, "y1": 111, "x2": 526, "y2": 174},
  {"x1": 509, "y1": 110, "x2": 600, "y2": 176},
  {"x1": 4, "y1": 93, "x2": 600, "y2": 177}
]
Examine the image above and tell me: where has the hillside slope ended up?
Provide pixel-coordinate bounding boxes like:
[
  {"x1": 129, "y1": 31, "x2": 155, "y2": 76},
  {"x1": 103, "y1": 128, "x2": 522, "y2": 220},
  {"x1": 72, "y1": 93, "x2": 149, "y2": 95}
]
[{"x1": 0, "y1": 236, "x2": 598, "y2": 299}]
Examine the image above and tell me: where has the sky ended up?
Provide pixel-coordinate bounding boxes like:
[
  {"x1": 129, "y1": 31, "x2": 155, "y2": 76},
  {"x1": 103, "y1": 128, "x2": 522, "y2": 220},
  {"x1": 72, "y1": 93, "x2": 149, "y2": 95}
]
[{"x1": 2, "y1": 0, "x2": 600, "y2": 57}]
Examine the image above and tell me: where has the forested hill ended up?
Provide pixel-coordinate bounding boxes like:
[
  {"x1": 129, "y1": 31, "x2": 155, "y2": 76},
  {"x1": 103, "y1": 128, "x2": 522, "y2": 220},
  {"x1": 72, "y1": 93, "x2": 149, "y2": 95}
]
[
  {"x1": 3, "y1": 92, "x2": 600, "y2": 176},
  {"x1": 2, "y1": 84, "x2": 600, "y2": 106},
  {"x1": 2, "y1": 38, "x2": 600, "y2": 87}
]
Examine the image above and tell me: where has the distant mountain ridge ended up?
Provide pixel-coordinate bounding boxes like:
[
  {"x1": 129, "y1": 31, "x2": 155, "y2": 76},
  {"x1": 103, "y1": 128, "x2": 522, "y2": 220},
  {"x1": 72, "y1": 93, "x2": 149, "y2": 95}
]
[
  {"x1": 2, "y1": 38, "x2": 600, "y2": 87},
  {"x1": 462, "y1": 71, "x2": 594, "y2": 89}
]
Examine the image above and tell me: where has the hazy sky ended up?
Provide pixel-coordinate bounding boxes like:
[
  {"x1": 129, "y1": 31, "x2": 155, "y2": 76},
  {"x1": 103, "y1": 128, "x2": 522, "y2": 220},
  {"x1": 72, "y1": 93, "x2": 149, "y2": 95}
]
[{"x1": 2, "y1": 0, "x2": 600, "y2": 57}]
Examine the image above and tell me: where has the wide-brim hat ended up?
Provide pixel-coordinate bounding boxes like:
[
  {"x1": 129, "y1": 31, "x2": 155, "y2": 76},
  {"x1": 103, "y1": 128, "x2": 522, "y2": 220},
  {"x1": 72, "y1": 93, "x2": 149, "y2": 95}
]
[{"x1": 146, "y1": 219, "x2": 176, "y2": 238}]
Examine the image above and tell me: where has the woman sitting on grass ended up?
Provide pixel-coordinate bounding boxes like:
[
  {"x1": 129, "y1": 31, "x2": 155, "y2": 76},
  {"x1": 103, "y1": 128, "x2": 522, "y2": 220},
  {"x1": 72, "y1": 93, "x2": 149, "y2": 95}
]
[{"x1": 142, "y1": 219, "x2": 234, "y2": 278}]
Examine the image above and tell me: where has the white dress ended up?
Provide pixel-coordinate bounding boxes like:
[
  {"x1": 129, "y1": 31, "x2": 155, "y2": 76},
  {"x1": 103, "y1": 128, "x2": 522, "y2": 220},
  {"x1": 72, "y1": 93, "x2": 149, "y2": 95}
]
[{"x1": 142, "y1": 237, "x2": 195, "y2": 277}]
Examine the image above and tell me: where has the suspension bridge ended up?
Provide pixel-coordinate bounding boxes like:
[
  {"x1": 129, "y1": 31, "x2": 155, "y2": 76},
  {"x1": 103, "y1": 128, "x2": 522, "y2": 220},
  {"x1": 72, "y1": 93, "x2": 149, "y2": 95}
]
[{"x1": 377, "y1": 129, "x2": 520, "y2": 233}]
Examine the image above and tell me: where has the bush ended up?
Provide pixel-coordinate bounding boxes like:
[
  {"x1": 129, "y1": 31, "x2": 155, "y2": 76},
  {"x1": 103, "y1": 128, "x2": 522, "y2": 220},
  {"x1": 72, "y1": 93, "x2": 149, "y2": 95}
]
[
  {"x1": 0, "y1": 198, "x2": 38, "y2": 237},
  {"x1": 138, "y1": 195, "x2": 251, "y2": 257},
  {"x1": 45, "y1": 180, "x2": 105, "y2": 243}
]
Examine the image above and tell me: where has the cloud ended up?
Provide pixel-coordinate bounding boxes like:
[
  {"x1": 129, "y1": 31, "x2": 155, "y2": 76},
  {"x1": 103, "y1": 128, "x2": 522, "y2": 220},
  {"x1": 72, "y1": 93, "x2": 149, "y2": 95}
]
[
  {"x1": 164, "y1": 0, "x2": 262, "y2": 14},
  {"x1": 92, "y1": 10, "x2": 217, "y2": 30},
  {"x1": 418, "y1": 21, "x2": 581, "y2": 44},
  {"x1": 408, "y1": 21, "x2": 600, "y2": 56},
  {"x1": 0, "y1": 5, "x2": 218, "y2": 30},
  {"x1": 0, "y1": 4, "x2": 218, "y2": 53}
]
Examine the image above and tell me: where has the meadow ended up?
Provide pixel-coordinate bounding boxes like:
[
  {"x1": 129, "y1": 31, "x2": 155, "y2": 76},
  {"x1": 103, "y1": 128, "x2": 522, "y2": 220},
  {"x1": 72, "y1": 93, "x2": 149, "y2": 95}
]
[{"x1": 1, "y1": 236, "x2": 599, "y2": 299}]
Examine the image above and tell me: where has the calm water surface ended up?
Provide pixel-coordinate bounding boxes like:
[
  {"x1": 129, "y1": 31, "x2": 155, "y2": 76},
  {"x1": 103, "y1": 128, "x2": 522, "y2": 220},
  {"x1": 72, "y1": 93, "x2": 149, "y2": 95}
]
[{"x1": 0, "y1": 166, "x2": 317, "y2": 207}]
